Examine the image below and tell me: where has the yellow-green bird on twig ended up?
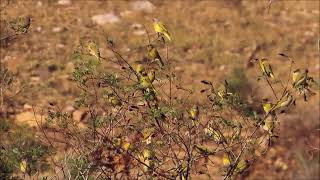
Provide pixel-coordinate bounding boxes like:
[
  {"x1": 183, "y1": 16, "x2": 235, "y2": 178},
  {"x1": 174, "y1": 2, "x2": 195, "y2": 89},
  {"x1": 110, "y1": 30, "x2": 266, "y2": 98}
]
[
  {"x1": 153, "y1": 18, "x2": 171, "y2": 41},
  {"x1": 271, "y1": 91, "x2": 295, "y2": 112},
  {"x1": 262, "y1": 114, "x2": 276, "y2": 136},
  {"x1": 292, "y1": 69, "x2": 307, "y2": 88},
  {"x1": 87, "y1": 41, "x2": 101, "y2": 61},
  {"x1": 148, "y1": 69, "x2": 155, "y2": 83},
  {"x1": 190, "y1": 105, "x2": 199, "y2": 120},
  {"x1": 9, "y1": 16, "x2": 31, "y2": 34},
  {"x1": 140, "y1": 73, "x2": 153, "y2": 89},
  {"x1": 147, "y1": 44, "x2": 165, "y2": 67},
  {"x1": 136, "y1": 64, "x2": 145, "y2": 75},
  {"x1": 259, "y1": 58, "x2": 275, "y2": 79}
]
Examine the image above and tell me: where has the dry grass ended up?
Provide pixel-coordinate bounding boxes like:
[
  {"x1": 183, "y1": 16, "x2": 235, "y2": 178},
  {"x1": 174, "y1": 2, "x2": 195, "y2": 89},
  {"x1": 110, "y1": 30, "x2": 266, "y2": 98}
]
[{"x1": 1, "y1": 0, "x2": 319, "y2": 179}]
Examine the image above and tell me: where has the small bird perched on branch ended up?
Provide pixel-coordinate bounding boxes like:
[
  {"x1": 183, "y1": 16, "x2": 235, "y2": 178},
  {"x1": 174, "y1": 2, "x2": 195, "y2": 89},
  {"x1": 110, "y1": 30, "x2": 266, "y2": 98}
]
[
  {"x1": 147, "y1": 44, "x2": 164, "y2": 67},
  {"x1": 258, "y1": 58, "x2": 275, "y2": 79},
  {"x1": 153, "y1": 18, "x2": 171, "y2": 41},
  {"x1": 271, "y1": 91, "x2": 295, "y2": 113},
  {"x1": 9, "y1": 15, "x2": 31, "y2": 34},
  {"x1": 87, "y1": 41, "x2": 101, "y2": 61},
  {"x1": 292, "y1": 69, "x2": 307, "y2": 88}
]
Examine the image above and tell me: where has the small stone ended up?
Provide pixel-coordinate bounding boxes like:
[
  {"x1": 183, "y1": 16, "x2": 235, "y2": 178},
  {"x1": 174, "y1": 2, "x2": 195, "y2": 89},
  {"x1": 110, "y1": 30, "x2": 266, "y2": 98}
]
[
  {"x1": 37, "y1": 1, "x2": 42, "y2": 7},
  {"x1": 120, "y1": 10, "x2": 132, "y2": 17},
  {"x1": 64, "y1": 105, "x2": 75, "y2": 113},
  {"x1": 36, "y1": 26, "x2": 42, "y2": 32},
  {"x1": 219, "y1": 65, "x2": 225, "y2": 71},
  {"x1": 131, "y1": 23, "x2": 143, "y2": 29},
  {"x1": 23, "y1": 104, "x2": 32, "y2": 110},
  {"x1": 91, "y1": 13, "x2": 120, "y2": 25},
  {"x1": 58, "y1": 0, "x2": 71, "y2": 5},
  {"x1": 133, "y1": 30, "x2": 145, "y2": 36},
  {"x1": 274, "y1": 158, "x2": 288, "y2": 171},
  {"x1": 52, "y1": 27, "x2": 63, "y2": 33},
  {"x1": 48, "y1": 64, "x2": 58, "y2": 73},
  {"x1": 30, "y1": 76, "x2": 41, "y2": 82},
  {"x1": 72, "y1": 109, "x2": 87, "y2": 122},
  {"x1": 56, "y1": 44, "x2": 65, "y2": 48},
  {"x1": 130, "y1": 1, "x2": 155, "y2": 13},
  {"x1": 15, "y1": 111, "x2": 41, "y2": 127}
]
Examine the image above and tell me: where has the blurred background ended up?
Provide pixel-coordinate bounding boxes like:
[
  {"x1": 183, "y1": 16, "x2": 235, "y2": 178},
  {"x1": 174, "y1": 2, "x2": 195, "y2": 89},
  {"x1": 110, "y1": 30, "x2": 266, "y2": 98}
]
[{"x1": 1, "y1": 0, "x2": 319, "y2": 179}]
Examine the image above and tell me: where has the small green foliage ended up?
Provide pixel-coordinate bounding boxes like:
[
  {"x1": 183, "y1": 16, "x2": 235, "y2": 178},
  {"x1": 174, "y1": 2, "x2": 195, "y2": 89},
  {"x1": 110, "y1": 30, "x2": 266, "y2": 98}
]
[
  {"x1": 0, "y1": 125, "x2": 51, "y2": 177},
  {"x1": 67, "y1": 155, "x2": 91, "y2": 179},
  {"x1": 0, "y1": 119, "x2": 10, "y2": 133},
  {"x1": 46, "y1": 110, "x2": 72, "y2": 128}
]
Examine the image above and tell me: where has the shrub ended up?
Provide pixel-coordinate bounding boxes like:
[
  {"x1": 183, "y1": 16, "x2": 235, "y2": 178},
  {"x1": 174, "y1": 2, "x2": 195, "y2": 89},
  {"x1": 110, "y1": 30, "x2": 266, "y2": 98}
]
[{"x1": 41, "y1": 23, "x2": 317, "y2": 179}]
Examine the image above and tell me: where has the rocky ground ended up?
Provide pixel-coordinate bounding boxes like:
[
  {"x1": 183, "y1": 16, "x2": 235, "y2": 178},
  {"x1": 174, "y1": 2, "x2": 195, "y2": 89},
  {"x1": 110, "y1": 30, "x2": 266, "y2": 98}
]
[{"x1": 1, "y1": 0, "x2": 319, "y2": 179}]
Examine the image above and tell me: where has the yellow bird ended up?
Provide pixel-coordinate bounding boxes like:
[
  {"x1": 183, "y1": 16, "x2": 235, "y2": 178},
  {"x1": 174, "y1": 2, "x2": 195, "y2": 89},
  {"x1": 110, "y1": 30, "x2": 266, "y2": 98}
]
[
  {"x1": 271, "y1": 91, "x2": 294, "y2": 112},
  {"x1": 142, "y1": 149, "x2": 154, "y2": 172},
  {"x1": 109, "y1": 94, "x2": 122, "y2": 107},
  {"x1": 263, "y1": 102, "x2": 272, "y2": 114},
  {"x1": 223, "y1": 153, "x2": 231, "y2": 167},
  {"x1": 122, "y1": 140, "x2": 131, "y2": 151},
  {"x1": 103, "y1": 92, "x2": 122, "y2": 107},
  {"x1": 148, "y1": 69, "x2": 155, "y2": 83},
  {"x1": 223, "y1": 154, "x2": 249, "y2": 173},
  {"x1": 147, "y1": 44, "x2": 164, "y2": 67},
  {"x1": 20, "y1": 160, "x2": 27, "y2": 173},
  {"x1": 142, "y1": 127, "x2": 155, "y2": 144},
  {"x1": 259, "y1": 58, "x2": 275, "y2": 79},
  {"x1": 142, "y1": 127, "x2": 155, "y2": 140},
  {"x1": 140, "y1": 73, "x2": 153, "y2": 89},
  {"x1": 87, "y1": 41, "x2": 101, "y2": 61},
  {"x1": 9, "y1": 16, "x2": 31, "y2": 34},
  {"x1": 136, "y1": 64, "x2": 145, "y2": 75},
  {"x1": 195, "y1": 145, "x2": 215, "y2": 155},
  {"x1": 262, "y1": 114, "x2": 276, "y2": 136},
  {"x1": 189, "y1": 105, "x2": 199, "y2": 120},
  {"x1": 217, "y1": 83, "x2": 232, "y2": 100},
  {"x1": 153, "y1": 18, "x2": 171, "y2": 41},
  {"x1": 235, "y1": 159, "x2": 249, "y2": 173},
  {"x1": 217, "y1": 86, "x2": 226, "y2": 100},
  {"x1": 204, "y1": 127, "x2": 222, "y2": 143},
  {"x1": 292, "y1": 69, "x2": 307, "y2": 88}
]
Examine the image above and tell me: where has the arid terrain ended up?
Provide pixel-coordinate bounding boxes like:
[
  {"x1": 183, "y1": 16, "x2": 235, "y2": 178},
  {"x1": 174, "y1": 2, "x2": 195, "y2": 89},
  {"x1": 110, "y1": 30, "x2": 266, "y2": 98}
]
[{"x1": 1, "y1": 0, "x2": 319, "y2": 179}]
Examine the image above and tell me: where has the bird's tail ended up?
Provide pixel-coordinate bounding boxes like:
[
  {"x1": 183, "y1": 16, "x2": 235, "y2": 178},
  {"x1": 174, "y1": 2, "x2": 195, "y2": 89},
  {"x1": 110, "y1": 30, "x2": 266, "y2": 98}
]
[
  {"x1": 269, "y1": 73, "x2": 275, "y2": 79},
  {"x1": 164, "y1": 32, "x2": 171, "y2": 41}
]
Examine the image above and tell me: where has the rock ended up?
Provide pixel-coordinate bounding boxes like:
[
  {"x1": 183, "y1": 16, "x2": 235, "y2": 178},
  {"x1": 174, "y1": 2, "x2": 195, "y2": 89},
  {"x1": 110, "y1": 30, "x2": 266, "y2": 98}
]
[
  {"x1": 91, "y1": 13, "x2": 120, "y2": 25},
  {"x1": 64, "y1": 105, "x2": 75, "y2": 113},
  {"x1": 23, "y1": 104, "x2": 32, "y2": 110},
  {"x1": 15, "y1": 111, "x2": 41, "y2": 127},
  {"x1": 133, "y1": 30, "x2": 146, "y2": 36},
  {"x1": 219, "y1": 65, "x2": 225, "y2": 71},
  {"x1": 3, "y1": 56, "x2": 23, "y2": 73},
  {"x1": 131, "y1": 23, "x2": 143, "y2": 29},
  {"x1": 52, "y1": 27, "x2": 64, "y2": 33},
  {"x1": 37, "y1": 1, "x2": 42, "y2": 7},
  {"x1": 130, "y1": 1, "x2": 155, "y2": 13},
  {"x1": 58, "y1": 0, "x2": 71, "y2": 5},
  {"x1": 72, "y1": 109, "x2": 87, "y2": 122},
  {"x1": 48, "y1": 64, "x2": 58, "y2": 72},
  {"x1": 36, "y1": 26, "x2": 42, "y2": 32},
  {"x1": 56, "y1": 44, "x2": 65, "y2": 48},
  {"x1": 120, "y1": 10, "x2": 133, "y2": 17},
  {"x1": 274, "y1": 158, "x2": 288, "y2": 171},
  {"x1": 30, "y1": 76, "x2": 41, "y2": 82}
]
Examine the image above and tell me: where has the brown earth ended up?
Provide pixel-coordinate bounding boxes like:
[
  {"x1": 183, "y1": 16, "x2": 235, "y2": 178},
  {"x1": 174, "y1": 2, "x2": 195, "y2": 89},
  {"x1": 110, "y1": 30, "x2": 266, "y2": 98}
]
[{"x1": 1, "y1": 0, "x2": 319, "y2": 179}]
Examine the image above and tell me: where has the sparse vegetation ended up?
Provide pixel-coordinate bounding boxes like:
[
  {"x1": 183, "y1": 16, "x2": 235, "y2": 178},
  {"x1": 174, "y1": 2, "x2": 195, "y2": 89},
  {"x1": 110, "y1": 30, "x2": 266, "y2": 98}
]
[{"x1": 0, "y1": 0, "x2": 319, "y2": 179}]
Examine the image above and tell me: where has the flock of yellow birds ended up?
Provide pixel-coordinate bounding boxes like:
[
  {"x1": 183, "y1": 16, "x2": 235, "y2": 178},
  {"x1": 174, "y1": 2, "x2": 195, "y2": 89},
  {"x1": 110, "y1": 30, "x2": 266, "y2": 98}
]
[{"x1": 15, "y1": 16, "x2": 315, "y2": 176}]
